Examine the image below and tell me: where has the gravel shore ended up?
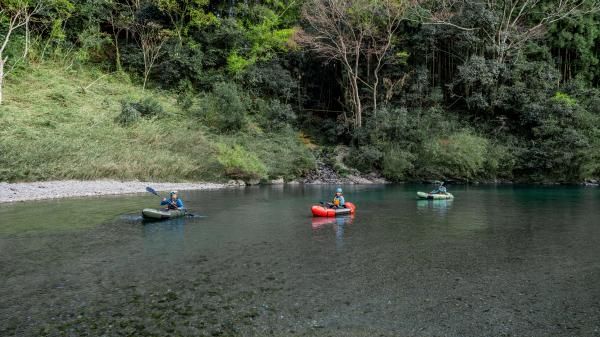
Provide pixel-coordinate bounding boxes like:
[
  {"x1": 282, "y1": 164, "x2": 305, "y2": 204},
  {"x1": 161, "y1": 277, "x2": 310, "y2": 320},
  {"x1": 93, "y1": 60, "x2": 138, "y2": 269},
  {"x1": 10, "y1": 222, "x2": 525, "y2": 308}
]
[{"x1": 0, "y1": 180, "x2": 227, "y2": 203}]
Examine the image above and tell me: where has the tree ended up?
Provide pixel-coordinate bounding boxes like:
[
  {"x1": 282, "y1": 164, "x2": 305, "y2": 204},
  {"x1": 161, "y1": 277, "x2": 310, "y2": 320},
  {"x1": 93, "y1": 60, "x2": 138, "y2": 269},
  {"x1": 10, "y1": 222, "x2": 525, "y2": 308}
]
[
  {"x1": 491, "y1": 0, "x2": 600, "y2": 63},
  {"x1": 366, "y1": 0, "x2": 411, "y2": 113},
  {"x1": 226, "y1": 4, "x2": 296, "y2": 75},
  {"x1": 0, "y1": 0, "x2": 41, "y2": 104},
  {"x1": 545, "y1": 2, "x2": 600, "y2": 83},
  {"x1": 157, "y1": 0, "x2": 215, "y2": 46},
  {"x1": 435, "y1": 0, "x2": 600, "y2": 63},
  {"x1": 107, "y1": 0, "x2": 136, "y2": 72},
  {"x1": 298, "y1": 0, "x2": 412, "y2": 128},
  {"x1": 133, "y1": 20, "x2": 170, "y2": 89}
]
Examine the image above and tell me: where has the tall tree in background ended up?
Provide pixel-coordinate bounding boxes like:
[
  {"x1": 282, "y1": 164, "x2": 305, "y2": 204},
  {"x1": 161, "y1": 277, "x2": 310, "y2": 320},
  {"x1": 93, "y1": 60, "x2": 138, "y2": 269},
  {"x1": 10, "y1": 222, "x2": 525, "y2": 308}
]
[
  {"x1": 133, "y1": 20, "x2": 170, "y2": 89},
  {"x1": 545, "y1": 0, "x2": 600, "y2": 83},
  {"x1": 484, "y1": 0, "x2": 600, "y2": 63},
  {"x1": 298, "y1": 0, "x2": 413, "y2": 128},
  {"x1": 428, "y1": 0, "x2": 600, "y2": 63},
  {"x1": 107, "y1": 0, "x2": 136, "y2": 72}
]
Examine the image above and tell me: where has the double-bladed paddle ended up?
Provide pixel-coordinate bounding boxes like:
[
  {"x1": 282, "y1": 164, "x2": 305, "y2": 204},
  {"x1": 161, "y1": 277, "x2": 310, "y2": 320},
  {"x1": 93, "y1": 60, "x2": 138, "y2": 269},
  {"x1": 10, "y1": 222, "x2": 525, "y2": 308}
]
[
  {"x1": 146, "y1": 186, "x2": 162, "y2": 198},
  {"x1": 145, "y1": 186, "x2": 200, "y2": 217}
]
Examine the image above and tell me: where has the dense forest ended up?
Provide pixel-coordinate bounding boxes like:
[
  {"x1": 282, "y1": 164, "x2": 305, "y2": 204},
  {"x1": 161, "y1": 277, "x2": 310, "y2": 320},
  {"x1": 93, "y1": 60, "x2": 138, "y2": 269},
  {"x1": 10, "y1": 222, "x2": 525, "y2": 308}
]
[{"x1": 1, "y1": 0, "x2": 599, "y2": 183}]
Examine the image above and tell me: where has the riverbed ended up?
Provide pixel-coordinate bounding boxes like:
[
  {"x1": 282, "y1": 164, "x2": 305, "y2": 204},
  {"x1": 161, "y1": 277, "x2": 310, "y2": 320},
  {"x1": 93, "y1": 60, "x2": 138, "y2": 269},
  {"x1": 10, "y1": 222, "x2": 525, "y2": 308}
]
[{"x1": 1, "y1": 185, "x2": 599, "y2": 336}]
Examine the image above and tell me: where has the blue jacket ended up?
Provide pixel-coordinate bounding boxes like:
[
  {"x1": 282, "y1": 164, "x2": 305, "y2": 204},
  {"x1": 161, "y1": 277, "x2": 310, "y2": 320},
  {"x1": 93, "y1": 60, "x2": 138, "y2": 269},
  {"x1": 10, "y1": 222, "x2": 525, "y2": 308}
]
[{"x1": 161, "y1": 198, "x2": 185, "y2": 209}]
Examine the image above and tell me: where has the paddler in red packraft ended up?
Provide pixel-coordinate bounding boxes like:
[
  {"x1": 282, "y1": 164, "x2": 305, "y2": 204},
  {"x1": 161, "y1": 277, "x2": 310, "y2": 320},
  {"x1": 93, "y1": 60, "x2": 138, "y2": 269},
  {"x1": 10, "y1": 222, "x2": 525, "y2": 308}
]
[
  {"x1": 327, "y1": 187, "x2": 346, "y2": 209},
  {"x1": 312, "y1": 187, "x2": 355, "y2": 217}
]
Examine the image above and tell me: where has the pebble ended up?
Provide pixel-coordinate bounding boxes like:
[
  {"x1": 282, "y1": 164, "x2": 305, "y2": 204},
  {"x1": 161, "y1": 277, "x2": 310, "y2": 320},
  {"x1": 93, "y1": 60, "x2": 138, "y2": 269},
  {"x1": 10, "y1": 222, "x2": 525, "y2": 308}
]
[{"x1": 0, "y1": 180, "x2": 226, "y2": 203}]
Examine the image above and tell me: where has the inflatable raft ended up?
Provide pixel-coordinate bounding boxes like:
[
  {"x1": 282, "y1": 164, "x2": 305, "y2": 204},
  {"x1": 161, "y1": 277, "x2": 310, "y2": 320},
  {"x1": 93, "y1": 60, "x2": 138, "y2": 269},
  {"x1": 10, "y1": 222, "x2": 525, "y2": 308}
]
[
  {"x1": 142, "y1": 208, "x2": 187, "y2": 220},
  {"x1": 311, "y1": 202, "x2": 356, "y2": 217},
  {"x1": 417, "y1": 192, "x2": 454, "y2": 200}
]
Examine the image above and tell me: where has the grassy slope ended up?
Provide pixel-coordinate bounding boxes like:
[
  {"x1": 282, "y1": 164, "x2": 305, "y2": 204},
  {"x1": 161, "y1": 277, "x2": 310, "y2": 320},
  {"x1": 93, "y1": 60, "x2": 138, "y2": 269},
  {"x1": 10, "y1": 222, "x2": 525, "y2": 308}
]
[{"x1": 0, "y1": 63, "x2": 313, "y2": 182}]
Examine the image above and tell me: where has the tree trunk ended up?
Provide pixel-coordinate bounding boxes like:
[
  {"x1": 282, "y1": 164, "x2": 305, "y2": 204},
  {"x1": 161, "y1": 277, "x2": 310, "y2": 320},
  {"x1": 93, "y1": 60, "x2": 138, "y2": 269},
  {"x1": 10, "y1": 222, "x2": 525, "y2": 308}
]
[
  {"x1": 351, "y1": 75, "x2": 362, "y2": 127},
  {"x1": 112, "y1": 28, "x2": 123, "y2": 72},
  {"x1": 353, "y1": 39, "x2": 362, "y2": 128},
  {"x1": 143, "y1": 69, "x2": 149, "y2": 90},
  {"x1": 373, "y1": 73, "x2": 378, "y2": 114},
  {"x1": 115, "y1": 44, "x2": 122, "y2": 72},
  {"x1": 0, "y1": 57, "x2": 5, "y2": 105}
]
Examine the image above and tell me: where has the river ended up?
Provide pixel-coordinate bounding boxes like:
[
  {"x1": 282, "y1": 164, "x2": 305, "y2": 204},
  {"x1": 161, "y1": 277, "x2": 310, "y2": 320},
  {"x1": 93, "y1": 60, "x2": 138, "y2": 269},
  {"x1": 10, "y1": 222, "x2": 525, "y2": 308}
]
[{"x1": 1, "y1": 185, "x2": 599, "y2": 336}]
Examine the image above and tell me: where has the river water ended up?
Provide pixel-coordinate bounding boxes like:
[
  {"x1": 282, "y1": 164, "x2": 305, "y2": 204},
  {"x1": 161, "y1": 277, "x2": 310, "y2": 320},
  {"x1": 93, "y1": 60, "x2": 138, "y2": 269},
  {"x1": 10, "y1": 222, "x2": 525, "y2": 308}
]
[{"x1": 1, "y1": 185, "x2": 599, "y2": 336}]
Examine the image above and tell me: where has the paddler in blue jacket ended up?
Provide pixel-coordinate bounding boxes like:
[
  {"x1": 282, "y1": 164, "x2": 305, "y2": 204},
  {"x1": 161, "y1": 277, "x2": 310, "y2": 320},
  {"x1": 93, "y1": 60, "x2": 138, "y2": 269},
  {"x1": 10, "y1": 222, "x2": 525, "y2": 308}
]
[
  {"x1": 328, "y1": 187, "x2": 346, "y2": 209},
  {"x1": 161, "y1": 191, "x2": 185, "y2": 210}
]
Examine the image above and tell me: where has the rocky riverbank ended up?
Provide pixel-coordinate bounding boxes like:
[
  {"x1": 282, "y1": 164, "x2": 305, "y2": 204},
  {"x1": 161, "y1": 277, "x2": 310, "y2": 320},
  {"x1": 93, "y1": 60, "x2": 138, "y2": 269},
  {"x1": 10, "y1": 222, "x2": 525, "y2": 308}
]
[
  {"x1": 0, "y1": 180, "x2": 227, "y2": 203},
  {"x1": 0, "y1": 173, "x2": 387, "y2": 203},
  {"x1": 299, "y1": 159, "x2": 388, "y2": 185}
]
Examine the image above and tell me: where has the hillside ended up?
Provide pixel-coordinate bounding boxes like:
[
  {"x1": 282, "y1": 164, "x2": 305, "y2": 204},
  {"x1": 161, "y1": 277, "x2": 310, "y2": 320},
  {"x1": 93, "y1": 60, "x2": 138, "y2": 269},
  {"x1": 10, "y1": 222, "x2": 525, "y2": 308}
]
[{"x1": 0, "y1": 64, "x2": 315, "y2": 183}]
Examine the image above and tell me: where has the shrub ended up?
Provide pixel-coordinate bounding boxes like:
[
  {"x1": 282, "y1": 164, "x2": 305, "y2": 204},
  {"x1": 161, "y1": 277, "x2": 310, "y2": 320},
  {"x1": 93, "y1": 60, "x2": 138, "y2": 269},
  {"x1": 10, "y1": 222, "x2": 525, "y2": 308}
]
[
  {"x1": 115, "y1": 97, "x2": 165, "y2": 126},
  {"x1": 217, "y1": 144, "x2": 267, "y2": 180},
  {"x1": 419, "y1": 130, "x2": 489, "y2": 180},
  {"x1": 382, "y1": 147, "x2": 415, "y2": 181},
  {"x1": 483, "y1": 142, "x2": 515, "y2": 179},
  {"x1": 115, "y1": 101, "x2": 140, "y2": 126},
  {"x1": 155, "y1": 40, "x2": 205, "y2": 89},
  {"x1": 228, "y1": 130, "x2": 316, "y2": 180},
  {"x1": 513, "y1": 95, "x2": 598, "y2": 181},
  {"x1": 263, "y1": 99, "x2": 296, "y2": 130},
  {"x1": 176, "y1": 80, "x2": 196, "y2": 113},
  {"x1": 583, "y1": 137, "x2": 600, "y2": 179},
  {"x1": 135, "y1": 97, "x2": 165, "y2": 118},
  {"x1": 291, "y1": 154, "x2": 317, "y2": 178},
  {"x1": 345, "y1": 145, "x2": 383, "y2": 173},
  {"x1": 198, "y1": 82, "x2": 248, "y2": 133},
  {"x1": 242, "y1": 62, "x2": 296, "y2": 100},
  {"x1": 552, "y1": 92, "x2": 577, "y2": 106}
]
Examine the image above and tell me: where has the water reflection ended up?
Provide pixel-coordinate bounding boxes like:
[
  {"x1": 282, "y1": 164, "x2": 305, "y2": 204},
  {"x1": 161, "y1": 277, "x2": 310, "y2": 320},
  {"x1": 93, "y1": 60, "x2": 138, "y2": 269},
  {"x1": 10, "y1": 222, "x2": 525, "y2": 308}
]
[
  {"x1": 311, "y1": 216, "x2": 354, "y2": 248},
  {"x1": 416, "y1": 199, "x2": 453, "y2": 215}
]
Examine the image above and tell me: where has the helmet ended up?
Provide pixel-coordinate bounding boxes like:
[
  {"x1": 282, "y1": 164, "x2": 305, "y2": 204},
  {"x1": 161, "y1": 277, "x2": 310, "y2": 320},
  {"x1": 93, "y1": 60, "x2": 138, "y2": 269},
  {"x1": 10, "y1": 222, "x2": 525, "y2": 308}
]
[
  {"x1": 336, "y1": 187, "x2": 343, "y2": 193},
  {"x1": 169, "y1": 191, "x2": 178, "y2": 195}
]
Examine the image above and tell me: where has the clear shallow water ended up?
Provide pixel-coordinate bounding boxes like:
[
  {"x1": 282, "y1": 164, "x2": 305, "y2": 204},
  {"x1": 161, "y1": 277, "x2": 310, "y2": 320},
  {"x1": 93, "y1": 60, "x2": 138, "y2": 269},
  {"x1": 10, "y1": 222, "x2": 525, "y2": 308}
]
[{"x1": 1, "y1": 185, "x2": 599, "y2": 336}]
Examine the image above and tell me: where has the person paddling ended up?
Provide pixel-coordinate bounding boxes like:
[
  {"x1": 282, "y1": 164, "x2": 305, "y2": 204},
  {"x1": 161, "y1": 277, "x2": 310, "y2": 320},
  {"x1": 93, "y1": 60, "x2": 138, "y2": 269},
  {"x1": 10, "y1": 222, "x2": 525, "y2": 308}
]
[
  {"x1": 161, "y1": 191, "x2": 185, "y2": 210},
  {"x1": 430, "y1": 181, "x2": 448, "y2": 195},
  {"x1": 328, "y1": 187, "x2": 346, "y2": 209}
]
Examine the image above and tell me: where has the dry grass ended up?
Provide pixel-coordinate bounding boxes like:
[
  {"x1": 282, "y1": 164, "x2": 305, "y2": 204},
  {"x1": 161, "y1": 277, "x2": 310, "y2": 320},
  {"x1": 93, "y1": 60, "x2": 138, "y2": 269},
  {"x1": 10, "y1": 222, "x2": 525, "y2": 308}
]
[
  {"x1": 0, "y1": 63, "x2": 220, "y2": 182},
  {"x1": 0, "y1": 63, "x2": 314, "y2": 182}
]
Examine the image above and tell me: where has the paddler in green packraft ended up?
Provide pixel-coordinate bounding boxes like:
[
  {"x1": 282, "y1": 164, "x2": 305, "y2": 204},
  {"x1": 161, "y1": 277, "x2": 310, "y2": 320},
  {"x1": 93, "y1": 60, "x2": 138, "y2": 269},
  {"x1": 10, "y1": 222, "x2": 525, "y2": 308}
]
[
  {"x1": 161, "y1": 191, "x2": 185, "y2": 210},
  {"x1": 327, "y1": 187, "x2": 346, "y2": 209},
  {"x1": 430, "y1": 181, "x2": 448, "y2": 195}
]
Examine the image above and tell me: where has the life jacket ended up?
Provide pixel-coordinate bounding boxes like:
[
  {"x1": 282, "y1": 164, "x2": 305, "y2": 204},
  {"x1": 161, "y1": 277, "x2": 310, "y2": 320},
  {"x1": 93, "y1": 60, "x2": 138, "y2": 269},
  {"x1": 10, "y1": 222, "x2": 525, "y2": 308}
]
[{"x1": 333, "y1": 195, "x2": 342, "y2": 206}]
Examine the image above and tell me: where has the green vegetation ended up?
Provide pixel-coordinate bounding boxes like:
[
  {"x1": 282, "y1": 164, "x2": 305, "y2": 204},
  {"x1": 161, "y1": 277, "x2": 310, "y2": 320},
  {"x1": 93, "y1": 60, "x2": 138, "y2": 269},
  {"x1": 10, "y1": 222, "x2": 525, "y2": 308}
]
[
  {"x1": 0, "y1": 64, "x2": 313, "y2": 181},
  {"x1": 1, "y1": 0, "x2": 599, "y2": 183},
  {"x1": 216, "y1": 144, "x2": 267, "y2": 180}
]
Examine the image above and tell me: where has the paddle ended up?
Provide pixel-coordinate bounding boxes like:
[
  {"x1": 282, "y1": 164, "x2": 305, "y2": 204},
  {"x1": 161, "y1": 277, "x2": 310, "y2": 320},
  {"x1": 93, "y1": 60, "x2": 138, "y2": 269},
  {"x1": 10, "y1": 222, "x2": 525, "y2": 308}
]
[
  {"x1": 146, "y1": 186, "x2": 162, "y2": 198},
  {"x1": 145, "y1": 186, "x2": 199, "y2": 217},
  {"x1": 320, "y1": 201, "x2": 342, "y2": 209}
]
